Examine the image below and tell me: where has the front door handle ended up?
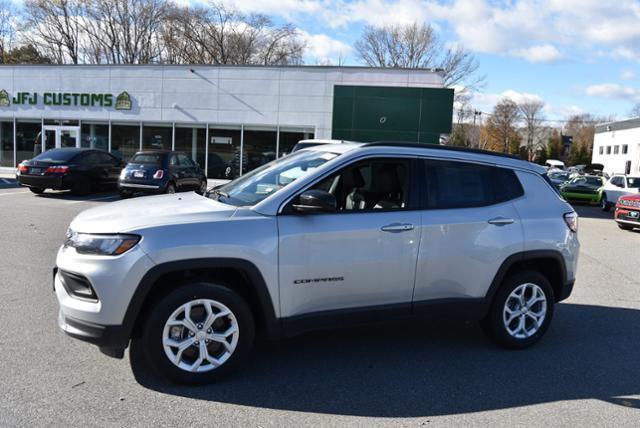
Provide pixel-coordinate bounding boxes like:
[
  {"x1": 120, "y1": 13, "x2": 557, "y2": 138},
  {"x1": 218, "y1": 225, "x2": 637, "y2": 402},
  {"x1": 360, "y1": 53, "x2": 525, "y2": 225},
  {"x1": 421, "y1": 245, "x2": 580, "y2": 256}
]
[
  {"x1": 488, "y1": 217, "x2": 514, "y2": 226},
  {"x1": 381, "y1": 223, "x2": 414, "y2": 233}
]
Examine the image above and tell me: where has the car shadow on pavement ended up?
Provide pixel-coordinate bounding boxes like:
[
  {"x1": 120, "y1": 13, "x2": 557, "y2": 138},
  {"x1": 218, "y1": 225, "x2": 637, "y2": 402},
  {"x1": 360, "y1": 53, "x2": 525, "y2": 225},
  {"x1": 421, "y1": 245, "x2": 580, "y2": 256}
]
[
  {"x1": 133, "y1": 303, "x2": 640, "y2": 417},
  {"x1": 572, "y1": 205, "x2": 614, "y2": 220},
  {"x1": 33, "y1": 189, "x2": 119, "y2": 202}
]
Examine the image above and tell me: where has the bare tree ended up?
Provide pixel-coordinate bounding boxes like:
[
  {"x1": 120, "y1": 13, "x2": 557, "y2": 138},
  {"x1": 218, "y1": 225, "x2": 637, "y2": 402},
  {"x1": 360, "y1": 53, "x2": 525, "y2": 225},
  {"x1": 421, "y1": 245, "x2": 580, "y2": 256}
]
[
  {"x1": 355, "y1": 23, "x2": 484, "y2": 96},
  {"x1": 0, "y1": 0, "x2": 17, "y2": 63},
  {"x1": 486, "y1": 98, "x2": 521, "y2": 153},
  {"x1": 162, "y1": 2, "x2": 304, "y2": 65},
  {"x1": 81, "y1": 0, "x2": 169, "y2": 64},
  {"x1": 23, "y1": 0, "x2": 85, "y2": 64},
  {"x1": 519, "y1": 100, "x2": 545, "y2": 161},
  {"x1": 630, "y1": 103, "x2": 640, "y2": 118}
]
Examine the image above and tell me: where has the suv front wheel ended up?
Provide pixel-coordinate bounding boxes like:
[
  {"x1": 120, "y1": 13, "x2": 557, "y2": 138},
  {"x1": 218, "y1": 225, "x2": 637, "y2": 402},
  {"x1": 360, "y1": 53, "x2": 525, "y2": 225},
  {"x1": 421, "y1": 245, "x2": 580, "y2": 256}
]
[
  {"x1": 130, "y1": 282, "x2": 255, "y2": 384},
  {"x1": 481, "y1": 271, "x2": 554, "y2": 349}
]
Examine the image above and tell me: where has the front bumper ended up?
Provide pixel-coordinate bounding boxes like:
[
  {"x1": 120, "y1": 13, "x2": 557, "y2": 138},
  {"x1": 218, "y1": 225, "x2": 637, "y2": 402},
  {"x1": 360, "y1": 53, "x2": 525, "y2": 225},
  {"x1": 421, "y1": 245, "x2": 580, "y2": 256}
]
[
  {"x1": 561, "y1": 191, "x2": 600, "y2": 203},
  {"x1": 54, "y1": 244, "x2": 156, "y2": 357},
  {"x1": 57, "y1": 310, "x2": 129, "y2": 358},
  {"x1": 615, "y1": 206, "x2": 640, "y2": 227}
]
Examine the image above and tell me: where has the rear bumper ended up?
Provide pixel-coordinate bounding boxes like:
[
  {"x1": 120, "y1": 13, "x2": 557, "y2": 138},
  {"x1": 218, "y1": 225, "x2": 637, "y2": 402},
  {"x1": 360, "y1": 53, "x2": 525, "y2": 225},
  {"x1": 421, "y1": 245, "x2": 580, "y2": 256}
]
[
  {"x1": 556, "y1": 279, "x2": 575, "y2": 302},
  {"x1": 118, "y1": 181, "x2": 164, "y2": 194},
  {"x1": 17, "y1": 174, "x2": 71, "y2": 190}
]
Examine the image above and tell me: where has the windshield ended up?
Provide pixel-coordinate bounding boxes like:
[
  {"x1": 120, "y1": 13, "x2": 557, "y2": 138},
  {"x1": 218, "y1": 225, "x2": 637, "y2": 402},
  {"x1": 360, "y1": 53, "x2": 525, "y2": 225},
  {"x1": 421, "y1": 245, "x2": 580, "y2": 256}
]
[
  {"x1": 571, "y1": 176, "x2": 602, "y2": 186},
  {"x1": 33, "y1": 149, "x2": 79, "y2": 163},
  {"x1": 628, "y1": 177, "x2": 640, "y2": 188},
  {"x1": 215, "y1": 150, "x2": 339, "y2": 206}
]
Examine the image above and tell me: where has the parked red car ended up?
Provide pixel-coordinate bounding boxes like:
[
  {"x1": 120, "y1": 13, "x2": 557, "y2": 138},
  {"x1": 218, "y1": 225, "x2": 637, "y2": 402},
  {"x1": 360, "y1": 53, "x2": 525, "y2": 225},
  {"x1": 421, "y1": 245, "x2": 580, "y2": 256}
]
[{"x1": 615, "y1": 195, "x2": 640, "y2": 231}]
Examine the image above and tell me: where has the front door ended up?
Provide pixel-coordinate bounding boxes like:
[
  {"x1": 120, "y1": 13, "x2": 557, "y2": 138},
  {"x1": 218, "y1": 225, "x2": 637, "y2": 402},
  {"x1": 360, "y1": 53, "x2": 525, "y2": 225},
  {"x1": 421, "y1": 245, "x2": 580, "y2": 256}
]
[
  {"x1": 42, "y1": 126, "x2": 80, "y2": 150},
  {"x1": 277, "y1": 157, "x2": 421, "y2": 318}
]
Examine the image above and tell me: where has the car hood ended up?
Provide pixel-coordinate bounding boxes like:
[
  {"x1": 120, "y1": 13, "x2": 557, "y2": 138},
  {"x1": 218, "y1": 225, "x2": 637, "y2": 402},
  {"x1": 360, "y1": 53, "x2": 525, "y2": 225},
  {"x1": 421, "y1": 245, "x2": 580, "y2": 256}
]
[{"x1": 70, "y1": 192, "x2": 238, "y2": 234}]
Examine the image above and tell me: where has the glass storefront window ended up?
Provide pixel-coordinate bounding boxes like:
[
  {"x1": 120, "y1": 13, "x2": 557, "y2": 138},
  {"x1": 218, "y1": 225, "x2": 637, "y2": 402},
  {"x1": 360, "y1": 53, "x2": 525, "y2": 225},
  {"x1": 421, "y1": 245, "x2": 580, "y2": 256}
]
[
  {"x1": 0, "y1": 121, "x2": 13, "y2": 167},
  {"x1": 111, "y1": 123, "x2": 140, "y2": 163},
  {"x1": 174, "y1": 125, "x2": 206, "y2": 169},
  {"x1": 208, "y1": 127, "x2": 241, "y2": 179},
  {"x1": 243, "y1": 127, "x2": 277, "y2": 175},
  {"x1": 278, "y1": 127, "x2": 315, "y2": 157},
  {"x1": 143, "y1": 123, "x2": 172, "y2": 151},
  {"x1": 81, "y1": 123, "x2": 109, "y2": 151},
  {"x1": 16, "y1": 120, "x2": 42, "y2": 162}
]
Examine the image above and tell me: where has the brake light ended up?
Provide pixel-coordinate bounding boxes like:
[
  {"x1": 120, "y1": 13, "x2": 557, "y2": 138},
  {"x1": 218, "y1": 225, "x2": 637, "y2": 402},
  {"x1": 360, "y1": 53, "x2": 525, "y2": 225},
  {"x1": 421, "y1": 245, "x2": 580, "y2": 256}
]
[
  {"x1": 564, "y1": 212, "x2": 578, "y2": 233},
  {"x1": 18, "y1": 164, "x2": 28, "y2": 173},
  {"x1": 45, "y1": 166, "x2": 70, "y2": 174},
  {"x1": 153, "y1": 169, "x2": 164, "y2": 179}
]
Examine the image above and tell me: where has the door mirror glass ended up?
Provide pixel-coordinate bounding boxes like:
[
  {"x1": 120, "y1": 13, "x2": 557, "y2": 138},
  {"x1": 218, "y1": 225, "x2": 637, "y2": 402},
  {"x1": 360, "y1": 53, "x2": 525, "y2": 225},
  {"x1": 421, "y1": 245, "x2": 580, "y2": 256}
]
[{"x1": 293, "y1": 190, "x2": 336, "y2": 213}]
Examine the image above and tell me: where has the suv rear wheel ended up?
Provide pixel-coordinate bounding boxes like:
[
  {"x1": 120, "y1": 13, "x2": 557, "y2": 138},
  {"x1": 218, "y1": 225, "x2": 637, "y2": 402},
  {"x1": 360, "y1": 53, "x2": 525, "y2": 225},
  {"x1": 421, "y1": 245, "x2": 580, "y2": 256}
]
[
  {"x1": 130, "y1": 282, "x2": 255, "y2": 384},
  {"x1": 481, "y1": 271, "x2": 554, "y2": 349}
]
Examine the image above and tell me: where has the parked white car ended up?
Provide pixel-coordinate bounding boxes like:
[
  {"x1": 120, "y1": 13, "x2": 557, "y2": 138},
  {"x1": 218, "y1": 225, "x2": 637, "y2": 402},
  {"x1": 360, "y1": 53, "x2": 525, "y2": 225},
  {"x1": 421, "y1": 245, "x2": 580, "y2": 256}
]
[{"x1": 601, "y1": 174, "x2": 640, "y2": 211}]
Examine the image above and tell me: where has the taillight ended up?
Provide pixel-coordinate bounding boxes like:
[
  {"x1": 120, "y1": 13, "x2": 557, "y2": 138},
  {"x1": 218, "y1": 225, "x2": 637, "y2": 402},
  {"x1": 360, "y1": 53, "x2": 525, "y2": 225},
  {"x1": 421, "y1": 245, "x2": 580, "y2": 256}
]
[
  {"x1": 153, "y1": 169, "x2": 164, "y2": 179},
  {"x1": 564, "y1": 212, "x2": 578, "y2": 233},
  {"x1": 18, "y1": 164, "x2": 28, "y2": 173},
  {"x1": 45, "y1": 166, "x2": 69, "y2": 174}
]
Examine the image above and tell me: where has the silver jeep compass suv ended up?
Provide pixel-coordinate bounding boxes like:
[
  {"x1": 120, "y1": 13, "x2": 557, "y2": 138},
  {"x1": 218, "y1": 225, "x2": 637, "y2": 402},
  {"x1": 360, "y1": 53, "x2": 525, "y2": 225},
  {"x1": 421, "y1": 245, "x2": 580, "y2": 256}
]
[{"x1": 55, "y1": 142, "x2": 579, "y2": 384}]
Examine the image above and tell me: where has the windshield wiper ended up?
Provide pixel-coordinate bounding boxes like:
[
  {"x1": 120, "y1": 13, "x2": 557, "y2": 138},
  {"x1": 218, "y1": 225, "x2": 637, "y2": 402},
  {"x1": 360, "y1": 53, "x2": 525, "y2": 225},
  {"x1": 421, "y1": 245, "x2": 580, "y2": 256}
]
[{"x1": 210, "y1": 188, "x2": 229, "y2": 200}]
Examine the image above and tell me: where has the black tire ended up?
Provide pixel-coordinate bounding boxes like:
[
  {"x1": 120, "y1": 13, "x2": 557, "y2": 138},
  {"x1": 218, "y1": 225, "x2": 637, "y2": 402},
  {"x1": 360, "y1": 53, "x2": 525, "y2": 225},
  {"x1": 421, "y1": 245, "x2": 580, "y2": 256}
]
[
  {"x1": 71, "y1": 179, "x2": 92, "y2": 196},
  {"x1": 481, "y1": 271, "x2": 554, "y2": 349},
  {"x1": 197, "y1": 180, "x2": 207, "y2": 195},
  {"x1": 28, "y1": 187, "x2": 45, "y2": 194},
  {"x1": 165, "y1": 183, "x2": 176, "y2": 194},
  {"x1": 617, "y1": 223, "x2": 634, "y2": 231},
  {"x1": 119, "y1": 190, "x2": 133, "y2": 199},
  {"x1": 601, "y1": 193, "x2": 611, "y2": 212},
  {"x1": 130, "y1": 282, "x2": 255, "y2": 385}
]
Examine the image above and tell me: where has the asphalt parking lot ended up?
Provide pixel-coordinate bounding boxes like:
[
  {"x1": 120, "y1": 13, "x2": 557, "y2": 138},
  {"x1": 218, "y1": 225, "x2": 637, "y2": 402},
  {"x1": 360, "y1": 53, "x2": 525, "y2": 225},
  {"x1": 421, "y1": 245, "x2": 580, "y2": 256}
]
[{"x1": 0, "y1": 184, "x2": 639, "y2": 426}]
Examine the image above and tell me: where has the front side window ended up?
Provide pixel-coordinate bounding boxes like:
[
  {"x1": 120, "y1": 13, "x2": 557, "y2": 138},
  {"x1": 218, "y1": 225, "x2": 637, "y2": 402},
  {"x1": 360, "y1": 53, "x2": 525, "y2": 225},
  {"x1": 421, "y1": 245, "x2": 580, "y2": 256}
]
[
  {"x1": 309, "y1": 158, "x2": 411, "y2": 211},
  {"x1": 216, "y1": 150, "x2": 339, "y2": 206},
  {"x1": 626, "y1": 177, "x2": 640, "y2": 188}
]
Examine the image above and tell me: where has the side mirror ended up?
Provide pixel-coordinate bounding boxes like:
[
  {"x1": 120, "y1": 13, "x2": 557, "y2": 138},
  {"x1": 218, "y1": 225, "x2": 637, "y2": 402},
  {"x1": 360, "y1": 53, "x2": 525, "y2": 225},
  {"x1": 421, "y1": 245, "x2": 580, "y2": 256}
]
[{"x1": 292, "y1": 190, "x2": 336, "y2": 213}]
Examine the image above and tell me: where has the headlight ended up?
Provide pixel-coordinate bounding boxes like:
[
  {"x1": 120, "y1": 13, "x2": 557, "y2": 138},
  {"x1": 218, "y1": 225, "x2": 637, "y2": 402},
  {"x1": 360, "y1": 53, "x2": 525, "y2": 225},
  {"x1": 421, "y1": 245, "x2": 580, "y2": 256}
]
[{"x1": 65, "y1": 231, "x2": 140, "y2": 255}]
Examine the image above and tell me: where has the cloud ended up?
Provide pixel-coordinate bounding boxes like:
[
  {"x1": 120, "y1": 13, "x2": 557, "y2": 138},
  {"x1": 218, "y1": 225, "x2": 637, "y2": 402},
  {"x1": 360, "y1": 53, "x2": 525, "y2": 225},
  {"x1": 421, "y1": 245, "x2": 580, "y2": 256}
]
[
  {"x1": 585, "y1": 83, "x2": 640, "y2": 101},
  {"x1": 511, "y1": 45, "x2": 563, "y2": 63},
  {"x1": 226, "y1": 0, "x2": 640, "y2": 63},
  {"x1": 621, "y1": 69, "x2": 636, "y2": 80},
  {"x1": 298, "y1": 30, "x2": 352, "y2": 64}
]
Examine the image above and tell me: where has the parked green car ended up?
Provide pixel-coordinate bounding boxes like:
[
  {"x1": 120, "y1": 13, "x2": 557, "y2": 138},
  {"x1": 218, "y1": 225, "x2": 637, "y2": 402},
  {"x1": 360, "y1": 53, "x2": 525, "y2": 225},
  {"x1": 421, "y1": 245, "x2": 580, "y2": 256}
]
[{"x1": 560, "y1": 175, "x2": 605, "y2": 204}]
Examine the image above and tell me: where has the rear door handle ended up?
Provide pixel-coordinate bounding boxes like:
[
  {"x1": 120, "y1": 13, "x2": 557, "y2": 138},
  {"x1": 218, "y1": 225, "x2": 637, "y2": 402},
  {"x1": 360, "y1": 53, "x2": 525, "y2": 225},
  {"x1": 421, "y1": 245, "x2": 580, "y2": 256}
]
[
  {"x1": 381, "y1": 223, "x2": 414, "y2": 233},
  {"x1": 488, "y1": 217, "x2": 514, "y2": 226}
]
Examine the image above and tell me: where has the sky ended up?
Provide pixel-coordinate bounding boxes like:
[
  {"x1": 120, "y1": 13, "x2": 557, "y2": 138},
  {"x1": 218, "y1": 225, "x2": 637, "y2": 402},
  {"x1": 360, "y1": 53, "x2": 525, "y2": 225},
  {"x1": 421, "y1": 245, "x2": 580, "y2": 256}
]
[
  {"x1": 7, "y1": 0, "x2": 640, "y2": 122},
  {"x1": 223, "y1": 0, "x2": 640, "y2": 122}
]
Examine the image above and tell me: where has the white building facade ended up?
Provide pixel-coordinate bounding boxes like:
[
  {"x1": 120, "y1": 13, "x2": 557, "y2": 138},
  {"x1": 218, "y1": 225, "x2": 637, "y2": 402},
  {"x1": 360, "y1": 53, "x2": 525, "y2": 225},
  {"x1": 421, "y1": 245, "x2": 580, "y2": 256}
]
[
  {"x1": 0, "y1": 65, "x2": 450, "y2": 178},
  {"x1": 592, "y1": 119, "x2": 640, "y2": 176}
]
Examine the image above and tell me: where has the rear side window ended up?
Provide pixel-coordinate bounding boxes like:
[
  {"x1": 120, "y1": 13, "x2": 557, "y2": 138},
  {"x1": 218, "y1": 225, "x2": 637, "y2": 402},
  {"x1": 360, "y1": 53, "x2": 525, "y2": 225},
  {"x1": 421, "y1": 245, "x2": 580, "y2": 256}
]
[
  {"x1": 424, "y1": 160, "x2": 523, "y2": 209},
  {"x1": 130, "y1": 153, "x2": 163, "y2": 165}
]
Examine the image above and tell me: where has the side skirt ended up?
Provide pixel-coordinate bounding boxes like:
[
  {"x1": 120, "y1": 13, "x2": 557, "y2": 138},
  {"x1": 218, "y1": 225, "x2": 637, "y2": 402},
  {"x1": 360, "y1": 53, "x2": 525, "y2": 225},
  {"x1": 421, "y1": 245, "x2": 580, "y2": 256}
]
[{"x1": 280, "y1": 298, "x2": 489, "y2": 338}]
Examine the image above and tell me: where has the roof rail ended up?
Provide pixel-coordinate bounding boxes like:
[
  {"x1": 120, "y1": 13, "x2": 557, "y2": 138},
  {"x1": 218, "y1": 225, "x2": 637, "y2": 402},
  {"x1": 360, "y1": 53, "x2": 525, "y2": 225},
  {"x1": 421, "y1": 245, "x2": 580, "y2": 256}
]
[{"x1": 363, "y1": 141, "x2": 521, "y2": 160}]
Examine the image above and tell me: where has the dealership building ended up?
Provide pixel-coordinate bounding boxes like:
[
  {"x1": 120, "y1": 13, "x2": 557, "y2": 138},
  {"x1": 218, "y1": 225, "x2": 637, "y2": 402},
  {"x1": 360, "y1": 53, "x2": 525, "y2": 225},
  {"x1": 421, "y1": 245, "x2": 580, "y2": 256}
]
[
  {"x1": 0, "y1": 65, "x2": 453, "y2": 178},
  {"x1": 592, "y1": 118, "x2": 640, "y2": 176}
]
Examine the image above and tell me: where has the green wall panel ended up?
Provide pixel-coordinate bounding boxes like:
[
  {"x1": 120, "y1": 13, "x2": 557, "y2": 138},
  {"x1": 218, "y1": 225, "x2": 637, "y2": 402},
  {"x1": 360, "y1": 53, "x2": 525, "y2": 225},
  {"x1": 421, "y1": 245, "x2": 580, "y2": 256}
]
[{"x1": 332, "y1": 85, "x2": 453, "y2": 144}]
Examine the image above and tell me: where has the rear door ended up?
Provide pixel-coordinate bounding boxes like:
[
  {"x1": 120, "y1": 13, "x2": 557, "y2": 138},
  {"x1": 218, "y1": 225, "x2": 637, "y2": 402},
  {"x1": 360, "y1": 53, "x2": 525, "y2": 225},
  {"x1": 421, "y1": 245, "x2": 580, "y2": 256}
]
[
  {"x1": 413, "y1": 159, "x2": 524, "y2": 306},
  {"x1": 168, "y1": 154, "x2": 185, "y2": 190}
]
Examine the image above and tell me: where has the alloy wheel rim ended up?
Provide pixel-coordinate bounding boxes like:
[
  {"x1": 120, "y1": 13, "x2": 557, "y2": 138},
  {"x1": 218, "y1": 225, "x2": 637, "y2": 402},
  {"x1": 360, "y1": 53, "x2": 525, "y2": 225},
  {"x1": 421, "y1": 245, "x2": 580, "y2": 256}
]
[
  {"x1": 503, "y1": 283, "x2": 547, "y2": 339},
  {"x1": 162, "y1": 299, "x2": 239, "y2": 373}
]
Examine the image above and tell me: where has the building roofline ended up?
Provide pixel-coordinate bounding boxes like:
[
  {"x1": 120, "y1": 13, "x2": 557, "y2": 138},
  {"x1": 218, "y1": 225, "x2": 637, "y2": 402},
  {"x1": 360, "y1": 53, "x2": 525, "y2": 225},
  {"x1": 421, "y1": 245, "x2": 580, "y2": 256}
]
[
  {"x1": 0, "y1": 63, "x2": 445, "y2": 73},
  {"x1": 595, "y1": 118, "x2": 640, "y2": 133}
]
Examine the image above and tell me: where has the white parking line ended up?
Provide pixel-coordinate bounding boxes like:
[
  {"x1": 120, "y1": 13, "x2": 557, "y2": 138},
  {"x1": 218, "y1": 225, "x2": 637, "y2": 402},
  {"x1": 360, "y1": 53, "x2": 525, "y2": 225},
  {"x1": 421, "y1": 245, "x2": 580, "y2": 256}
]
[
  {"x1": 0, "y1": 178, "x2": 12, "y2": 184},
  {"x1": 66, "y1": 195, "x2": 119, "y2": 204},
  {"x1": 0, "y1": 190, "x2": 29, "y2": 196}
]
